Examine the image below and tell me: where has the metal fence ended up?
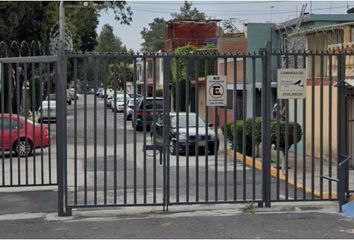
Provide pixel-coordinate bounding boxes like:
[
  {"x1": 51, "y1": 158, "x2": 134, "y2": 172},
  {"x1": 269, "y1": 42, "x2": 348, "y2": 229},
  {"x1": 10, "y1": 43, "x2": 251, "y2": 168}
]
[
  {"x1": 0, "y1": 55, "x2": 58, "y2": 187},
  {"x1": 0, "y1": 42, "x2": 353, "y2": 215}
]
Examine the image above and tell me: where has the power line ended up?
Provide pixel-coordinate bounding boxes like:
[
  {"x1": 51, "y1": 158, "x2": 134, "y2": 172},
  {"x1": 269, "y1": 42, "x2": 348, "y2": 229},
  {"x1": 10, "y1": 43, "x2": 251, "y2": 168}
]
[{"x1": 131, "y1": 4, "x2": 349, "y2": 16}]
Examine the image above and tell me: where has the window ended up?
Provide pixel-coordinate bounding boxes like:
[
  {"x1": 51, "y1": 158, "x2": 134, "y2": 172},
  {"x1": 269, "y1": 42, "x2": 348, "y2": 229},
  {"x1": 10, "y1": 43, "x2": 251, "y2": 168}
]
[{"x1": 0, "y1": 118, "x2": 19, "y2": 130}]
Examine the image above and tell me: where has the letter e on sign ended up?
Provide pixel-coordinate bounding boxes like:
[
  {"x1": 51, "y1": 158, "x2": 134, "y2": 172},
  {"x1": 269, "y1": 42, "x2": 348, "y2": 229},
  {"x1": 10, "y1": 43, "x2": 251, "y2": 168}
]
[{"x1": 207, "y1": 75, "x2": 227, "y2": 106}]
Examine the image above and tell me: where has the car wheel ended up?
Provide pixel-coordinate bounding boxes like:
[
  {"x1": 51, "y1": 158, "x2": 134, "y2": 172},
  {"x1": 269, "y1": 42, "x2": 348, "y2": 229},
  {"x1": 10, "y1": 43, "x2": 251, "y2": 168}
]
[
  {"x1": 169, "y1": 141, "x2": 176, "y2": 155},
  {"x1": 13, "y1": 139, "x2": 33, "y2": 157}
]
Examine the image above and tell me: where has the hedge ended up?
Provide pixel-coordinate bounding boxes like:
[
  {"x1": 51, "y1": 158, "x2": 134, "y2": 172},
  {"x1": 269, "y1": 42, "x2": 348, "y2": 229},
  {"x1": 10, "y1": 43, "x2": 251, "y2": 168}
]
[{"x1": 222, "y1": 118, "x2": 302, "y2": 156}]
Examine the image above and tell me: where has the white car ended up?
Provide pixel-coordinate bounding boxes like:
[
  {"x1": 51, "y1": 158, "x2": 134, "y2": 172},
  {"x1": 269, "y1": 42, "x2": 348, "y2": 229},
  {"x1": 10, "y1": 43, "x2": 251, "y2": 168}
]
[
  {"x1": 111, "y1": 94, "x2": 130, "y2": 112},
  {"x1": 38, "y1": 100, "x2": 56, "y2": 123}
]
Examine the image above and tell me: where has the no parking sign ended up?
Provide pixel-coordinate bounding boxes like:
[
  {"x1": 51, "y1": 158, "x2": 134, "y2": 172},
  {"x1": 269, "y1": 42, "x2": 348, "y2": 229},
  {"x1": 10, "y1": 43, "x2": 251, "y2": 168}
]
[{"x1": 206, "y1": 75, "x2": 227, "y2": 107}]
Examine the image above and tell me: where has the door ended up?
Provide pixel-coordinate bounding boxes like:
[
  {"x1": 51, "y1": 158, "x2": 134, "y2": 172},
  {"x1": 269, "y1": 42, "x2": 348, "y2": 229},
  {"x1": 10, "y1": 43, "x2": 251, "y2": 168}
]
[{"x1": 0, "y1": 117, "x2": 17, "y2": 151}]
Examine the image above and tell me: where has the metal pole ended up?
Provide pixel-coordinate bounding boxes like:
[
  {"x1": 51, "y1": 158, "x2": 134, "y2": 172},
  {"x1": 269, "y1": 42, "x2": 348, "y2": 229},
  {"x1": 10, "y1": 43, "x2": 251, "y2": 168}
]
[
  {"x1": 56, "y1": 0, "x2": 68, "y2": 216},
  {"x1": 337, "y1": 53, "x2": 346, "y2": 212},
  {"x1": 262, "y1": 41, "x2": 272, "y2": 207}
]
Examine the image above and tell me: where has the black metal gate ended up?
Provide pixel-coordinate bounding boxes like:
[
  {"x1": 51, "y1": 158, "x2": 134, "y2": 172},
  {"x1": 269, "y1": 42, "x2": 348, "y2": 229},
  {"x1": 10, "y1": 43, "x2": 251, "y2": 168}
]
[
  {"x1": 58, "y1": 45, "x2": 354, "y2": 215},
  {"x1": 1, "y1": 43, "x2": 353, "y2": 216}
]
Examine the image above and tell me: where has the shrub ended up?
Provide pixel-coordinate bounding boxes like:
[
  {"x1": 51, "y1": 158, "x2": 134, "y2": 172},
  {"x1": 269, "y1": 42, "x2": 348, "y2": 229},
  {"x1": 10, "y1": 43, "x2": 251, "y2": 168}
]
[
  {"x1": 155, "y1": 89, "x2": 163, "y2": 97},
  {"x1": 222, "y1": 118, "x2": 302, "y2": 157}
]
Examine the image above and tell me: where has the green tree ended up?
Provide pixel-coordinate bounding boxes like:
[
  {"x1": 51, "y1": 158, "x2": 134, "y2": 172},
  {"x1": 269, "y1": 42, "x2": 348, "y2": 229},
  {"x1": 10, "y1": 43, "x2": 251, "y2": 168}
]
[
  {"x1": 140, "y1": 18, "x2": 167, "y2": 52},
  {"x1": 172, "y1": 44, "x2": 216, "y2": 111},
  {"x1": 95, "y1": 24, "x2": 125, "y2": 53},
  {"x1": 0, "y1": 1, "x2": 133, "y2": 53},
  {"x1": 171, "y1": 1, "x2": 206, "y2": 21}
]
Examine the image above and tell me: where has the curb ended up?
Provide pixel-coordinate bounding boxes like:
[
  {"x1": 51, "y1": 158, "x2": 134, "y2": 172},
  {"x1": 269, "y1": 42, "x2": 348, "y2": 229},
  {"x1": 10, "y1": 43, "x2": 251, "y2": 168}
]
[{"x1": 226, "y1": 149, "x2": 336, "y2": 199}]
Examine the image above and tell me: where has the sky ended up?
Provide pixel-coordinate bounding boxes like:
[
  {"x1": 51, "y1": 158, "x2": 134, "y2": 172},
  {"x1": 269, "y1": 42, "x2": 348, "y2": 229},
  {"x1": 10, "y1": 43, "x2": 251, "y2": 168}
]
[{"x1": 97, "y1": 1, "x2": 353, "y2": 51}]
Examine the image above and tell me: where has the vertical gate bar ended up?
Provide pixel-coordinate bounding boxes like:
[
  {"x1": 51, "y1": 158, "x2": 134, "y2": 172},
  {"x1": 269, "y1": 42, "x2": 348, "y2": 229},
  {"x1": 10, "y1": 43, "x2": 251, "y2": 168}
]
[
  {"x1": 113, "y1": 59, "x2": 118, "y2": 205},
  {"x1": 224, "y1": 57, "x2": 228, "y2": 201},
  {"x1": 74, "y1": 58, "x2": 78, "y2": 205},
  {"x1": 276, "y1": 54, "x2": 281, "y2": 200},
  {"x1": 214, "y1": 57, "x2": 218, "y2": 202},
  {"x1": 311, "y1": 53, "x2": 315, "y2": 199},
  {"x1": 184, "y1": 57, "x2": 191, "y2": 202},
  {"x1": 242, "y1": 56, "x2": 247, "y2": 201},
  {"x1": 144, "y1": 57, "x2": 148, "y2": 204},
  {"x1": 186, "y1": 57, "x2": 190, "y2": 202},
  {"x1": 328, "y1": 53, "x2": 333, "y2": 199},
  {"x1": 285, "y1": 53, "x2": 289, "y2": 200},
  {"x1": 166, "y1": 56, "x2": 172, "y2": 209},
  {"x1": 252, "y1": 55, "x2": 256, "y2": 201},
  {"x1": 262, "y1": 42, "x2": 272, "y2": 207},
  {"x1": 123, "y1": 59, "x2": 128, "y2": 205},
  {"x1": 83, "y1": 57, "x2": 88, "y2": 205},
  {"x1": 64, "y1": 60, "x2": 68, "y2": 212},
  {"x1": 8, "y1": 64, "x2": 13, "y2": 185},
  {"x1": 103, "y1": 58, "x2": 108, "y2": 205},
  {"x1": 337, "y1": 53, "x2": 346, "y2": 210},
  {"x1": 150, "y1": 57, "x2": 156, "y2": 204},
  {"x1": 302, "y1": 53, "x2": 307, "y2": 199},
  {"x1": 1, "y1": 62, "x2": 4, "y2": 186},
  {"x1": 195, "y1": 58, "x2": 199, "y2": 202},
  {"x1": 176, "y1": 56, "x2": 180, "y2": 203},
  {"x1": 39, "y1": 62, "x2": 44, "y2": 185},
  {"x1": 133, "y1": 57, "x2": 137, "y2": 204},
  {"x1": 233, "y1": 57, "x2": 237, "y2": 201},
  {"x1": 31, "y1": 62, "x2": 36, "y2": 185},
  {"x1": 47, "y1": 63, "x2": 52, "y2": 184},
  {"x1": 293, "y1": 54, "x2": 298, "y2": 200},
  {"x1": 24, "y1": 63, "x2": 29, "y2": 185},
  {"x1": 15, "y1": 63, "x2": 20, "y2": 185},
  {"x1": 320, "y1": 53, "x2": 324, "y2": 199},
  {"x1": 93, "y1": 57, "x2": 98, "y2": 205},
  {"x1": 204, "y1": 59, "x2": 209, "y2": 201},
  {"x1": 56, "y1": 10, "x2": 67, "y2": 213},
  {"x1": 141, "y1": 56, "x2": 146, "y2": 204}
]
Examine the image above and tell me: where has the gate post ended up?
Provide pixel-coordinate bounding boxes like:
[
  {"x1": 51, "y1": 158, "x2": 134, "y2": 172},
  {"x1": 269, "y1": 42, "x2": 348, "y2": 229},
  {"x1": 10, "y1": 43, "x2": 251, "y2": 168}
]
[
  {"x1": 337, "y1": 53, "x2": 347, "y2": 211},
  {"x1": 261, "y1": 41, "x2": 272, "y2": 207},
  {"x1": 162, "y1": 55, "x2": 172, "y2": 211},
  {"x1": 56, "y1": 1, "x2": 68, "y2": 216}
]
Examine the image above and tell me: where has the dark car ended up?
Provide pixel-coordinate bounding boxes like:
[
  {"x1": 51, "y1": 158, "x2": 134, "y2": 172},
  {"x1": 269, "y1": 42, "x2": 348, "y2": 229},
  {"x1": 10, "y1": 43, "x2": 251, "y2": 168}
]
[
  {"x1": 151, "y1": 112, "x2": 219, "y2": 155},
  {"x1": 132, "y1": 97, "x2": 163, "y2": 131}
]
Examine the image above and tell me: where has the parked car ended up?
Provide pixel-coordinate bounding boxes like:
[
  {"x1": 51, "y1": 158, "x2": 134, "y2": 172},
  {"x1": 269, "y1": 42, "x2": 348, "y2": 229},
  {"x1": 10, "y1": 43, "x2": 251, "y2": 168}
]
[
  {"x1": 38, "y1": 100, "x2": 56, "y2": 123},
  {"x1": 96, "y1": 88, "x2": 104, "y2": 97},
  {"x1": 111, "y1": 94, "x2": 130, "y2": 112},
  {"x1": 128, "y1": 93, "x2": 142, "y2": 100},
  {"x1": 68, "y1": 88, "x2": 78, "y2": 100},
  {"x1": 125, "y1": 98, "x2": 141, "y2": 120},
  {"x1": 132, "y1": 97, "x2": 164, "y2": 131},
  {"x1": 0, "y1": 114, "x2": 50, "y2": 157},
  {"x1": 106, "y1": 90, "x2": 117, "y2": 108},
  {"x1": 46, "y1": 93, "x2": 71, "y2": 105},
  {"x1": 151, "y1": 112, "x2": 219, "y2": 155}
]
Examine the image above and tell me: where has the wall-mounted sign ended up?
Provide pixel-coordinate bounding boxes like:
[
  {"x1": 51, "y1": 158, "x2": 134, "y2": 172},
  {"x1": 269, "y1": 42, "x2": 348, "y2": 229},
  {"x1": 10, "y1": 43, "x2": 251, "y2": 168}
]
[
  {"x1": 277, "y1": 68, "x2": 306, "y2": 99},
  {"x1": 206, "y1": 75, "x2": 227, "y2": 106}
]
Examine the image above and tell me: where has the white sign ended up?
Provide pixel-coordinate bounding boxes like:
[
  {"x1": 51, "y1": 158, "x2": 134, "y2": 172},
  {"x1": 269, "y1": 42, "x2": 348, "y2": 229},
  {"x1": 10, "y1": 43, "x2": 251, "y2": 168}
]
[
  {"x1": 206, "y1": 75, "x2": 227, "y2": 106},
  {"x1": 277, "y1": 68, "x2": 306, "y2": 99}
]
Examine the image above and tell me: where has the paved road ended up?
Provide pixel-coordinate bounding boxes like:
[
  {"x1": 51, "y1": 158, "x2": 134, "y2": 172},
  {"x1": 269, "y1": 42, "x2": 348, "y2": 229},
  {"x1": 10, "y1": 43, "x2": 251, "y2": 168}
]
[
  {"x1": 63, "y1": 95, "x2": 306, "y2": 207},
  {"x1": 0, "y1": 94, "x2": 306, "y2": 206}
]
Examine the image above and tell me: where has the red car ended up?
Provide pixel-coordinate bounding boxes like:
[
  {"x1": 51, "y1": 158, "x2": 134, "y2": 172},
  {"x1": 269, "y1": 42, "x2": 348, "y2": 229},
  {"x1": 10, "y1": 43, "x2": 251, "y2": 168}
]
[{"x1": 0, "y1": 114, "x2": 50, "y2": 157}]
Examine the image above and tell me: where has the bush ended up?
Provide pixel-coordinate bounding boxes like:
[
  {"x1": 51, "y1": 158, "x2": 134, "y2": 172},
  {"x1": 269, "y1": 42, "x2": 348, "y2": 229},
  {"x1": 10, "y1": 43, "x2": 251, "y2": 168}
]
[
  {"x1": 222, "y1": 118, "x2": 302, "y2": 157},
  {"x1": 155, "y1": 89, "x2": 163, "y2": 97}
]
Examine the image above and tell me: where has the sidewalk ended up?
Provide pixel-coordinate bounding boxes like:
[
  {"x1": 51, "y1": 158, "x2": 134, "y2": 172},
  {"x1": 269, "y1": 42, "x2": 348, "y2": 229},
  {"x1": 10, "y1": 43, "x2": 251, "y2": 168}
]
[
  {"x1": 227, "y1": 147, "x2": 354, "y2": 199},
  {"x1": 0, "y1": 190, "x2": 354, "y2": 238}
]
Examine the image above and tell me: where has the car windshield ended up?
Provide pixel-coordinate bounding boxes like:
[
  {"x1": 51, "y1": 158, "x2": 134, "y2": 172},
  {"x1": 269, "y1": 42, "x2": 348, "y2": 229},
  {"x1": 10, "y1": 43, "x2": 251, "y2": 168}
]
[
  {"x1": 170, "y1": 115, "x2": 206, "y2": 128},
  {"x1": 47, "y1": 94, "x2": 56, "y2": 100},
  {"x1": 140, "y1": 99, "x2": 163, "y2": 110}
]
